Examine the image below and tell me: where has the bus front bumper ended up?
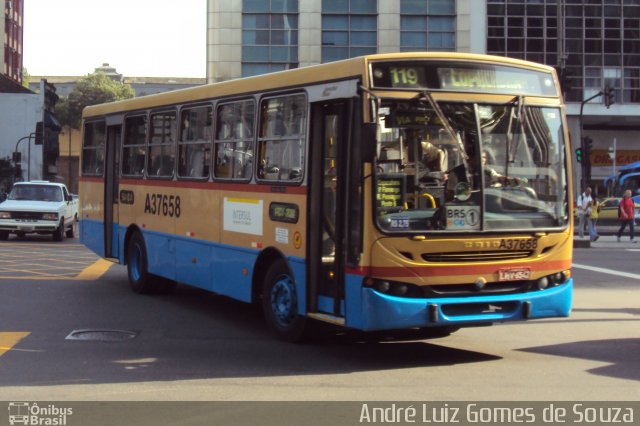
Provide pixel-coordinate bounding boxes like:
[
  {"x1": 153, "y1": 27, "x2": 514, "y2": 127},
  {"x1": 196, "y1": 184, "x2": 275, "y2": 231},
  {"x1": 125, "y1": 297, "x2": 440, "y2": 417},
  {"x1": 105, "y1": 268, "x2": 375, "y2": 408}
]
[{"x1": 349, "y1": 279, "x2": 573, "y2": 331}]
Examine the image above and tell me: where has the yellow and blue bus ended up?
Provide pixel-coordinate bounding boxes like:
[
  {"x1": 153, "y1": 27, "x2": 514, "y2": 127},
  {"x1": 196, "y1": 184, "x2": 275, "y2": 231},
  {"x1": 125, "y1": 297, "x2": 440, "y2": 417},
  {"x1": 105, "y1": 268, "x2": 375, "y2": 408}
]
[{"x1": 80, "y1": 53, "x2": 573, "y2": 341}]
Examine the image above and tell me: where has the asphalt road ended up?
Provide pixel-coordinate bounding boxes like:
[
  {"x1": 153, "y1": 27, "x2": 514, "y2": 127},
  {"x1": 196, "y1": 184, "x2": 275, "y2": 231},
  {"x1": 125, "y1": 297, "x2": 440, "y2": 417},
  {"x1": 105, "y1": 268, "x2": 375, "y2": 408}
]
[{"x1": 0, "y1": 235, "x2": 638, "y2": 403}]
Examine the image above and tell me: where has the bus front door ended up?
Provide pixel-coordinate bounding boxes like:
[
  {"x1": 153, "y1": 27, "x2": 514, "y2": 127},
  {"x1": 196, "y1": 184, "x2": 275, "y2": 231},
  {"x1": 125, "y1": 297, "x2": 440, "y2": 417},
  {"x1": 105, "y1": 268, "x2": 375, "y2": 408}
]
[
  {"x1": 104, "y1": 124, "x2": 121, "y2": 260},
  {"x1": 309, "y1": 101, "x2": 352, "y2": 318}
]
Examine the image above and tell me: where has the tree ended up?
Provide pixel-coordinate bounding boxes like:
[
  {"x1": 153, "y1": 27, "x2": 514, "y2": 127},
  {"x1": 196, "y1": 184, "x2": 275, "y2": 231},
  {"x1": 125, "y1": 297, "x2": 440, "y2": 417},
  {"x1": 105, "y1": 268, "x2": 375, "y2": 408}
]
[
  {"x1": 0, "y1": 157, "x2": 18, "y2": 191},
  {"x1": 21, "y1": 67, "x2": 31, "y2": 89},
  {"x1": 55, "y1": 72, "x2": 135, "y2": 129}
]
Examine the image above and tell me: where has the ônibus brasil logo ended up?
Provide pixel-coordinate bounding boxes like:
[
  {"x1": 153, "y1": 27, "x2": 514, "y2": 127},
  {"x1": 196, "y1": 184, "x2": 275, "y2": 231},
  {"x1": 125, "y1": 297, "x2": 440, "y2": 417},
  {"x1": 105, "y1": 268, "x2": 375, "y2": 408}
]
[{"x1": 7, "y1": 402, "x2": 73, "y2": 425}]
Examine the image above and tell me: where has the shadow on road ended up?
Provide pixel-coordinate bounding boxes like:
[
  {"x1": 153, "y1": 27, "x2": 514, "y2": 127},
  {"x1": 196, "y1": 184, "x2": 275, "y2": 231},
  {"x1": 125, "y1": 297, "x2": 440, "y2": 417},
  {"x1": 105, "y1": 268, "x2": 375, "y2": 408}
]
[
  {"x1": 519, "y1": 338, "x2": 640, "y2": 382},
  {"x1": 0, "y1": 276, "x2": 502, "y2": 387}
]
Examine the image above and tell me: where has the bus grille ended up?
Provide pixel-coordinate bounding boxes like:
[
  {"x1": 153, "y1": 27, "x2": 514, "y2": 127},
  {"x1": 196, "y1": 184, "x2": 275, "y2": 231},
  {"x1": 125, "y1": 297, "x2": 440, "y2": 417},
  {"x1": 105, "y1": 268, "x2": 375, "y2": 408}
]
[
  {"x1": 10, "y1": 212, "x2": 42, "y2": 221},
  {"x1": 422, "y1": 250, "x2": 532, "y2": 262},
  {"x1": 424, "y1": 281, "x2": 535, "y2": 297}
]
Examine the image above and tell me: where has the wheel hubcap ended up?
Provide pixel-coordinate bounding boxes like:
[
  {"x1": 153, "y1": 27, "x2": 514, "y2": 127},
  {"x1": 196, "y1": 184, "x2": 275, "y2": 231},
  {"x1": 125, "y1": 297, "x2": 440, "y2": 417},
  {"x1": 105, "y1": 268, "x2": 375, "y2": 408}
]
[{"x1": 270, "y1": 276, "x2": 297, "y2": 327}]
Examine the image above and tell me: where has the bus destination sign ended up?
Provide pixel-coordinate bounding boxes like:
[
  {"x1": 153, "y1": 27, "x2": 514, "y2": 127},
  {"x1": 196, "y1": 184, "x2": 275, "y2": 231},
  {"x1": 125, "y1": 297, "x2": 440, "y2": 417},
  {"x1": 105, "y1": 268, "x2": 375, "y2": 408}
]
[{"x1": 370, "y1": 61, "x2": 557, "y2": 97}]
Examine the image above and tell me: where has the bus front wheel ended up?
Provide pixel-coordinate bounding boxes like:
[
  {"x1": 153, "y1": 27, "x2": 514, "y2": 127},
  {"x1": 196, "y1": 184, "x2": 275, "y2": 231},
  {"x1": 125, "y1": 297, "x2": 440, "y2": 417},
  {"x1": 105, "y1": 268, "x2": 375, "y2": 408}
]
[
  {"x1": 262, "y1": 259, "x2": 306, "y2": 342},
  {"x1": 127, "y1": 232, "x2": 153, "y2": 294}
]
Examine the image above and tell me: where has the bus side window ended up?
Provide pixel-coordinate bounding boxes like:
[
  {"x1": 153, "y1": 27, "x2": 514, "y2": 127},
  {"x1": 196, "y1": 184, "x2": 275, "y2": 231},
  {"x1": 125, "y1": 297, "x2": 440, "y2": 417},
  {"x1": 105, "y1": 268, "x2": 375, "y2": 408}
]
[
  {"x1": 179, "y1": 105, "x2": 213, "y2": 179},
  {"x1": 257, "y1": 94, "x2": 306, "y2": 183},
  {"x1": 214, "y1": 100, "x2": 255, "y2": 180}
]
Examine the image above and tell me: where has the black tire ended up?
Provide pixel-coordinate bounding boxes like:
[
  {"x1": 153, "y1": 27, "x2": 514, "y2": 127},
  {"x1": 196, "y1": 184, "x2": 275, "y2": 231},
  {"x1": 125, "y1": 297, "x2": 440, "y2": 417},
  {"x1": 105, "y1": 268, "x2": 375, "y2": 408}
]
[
  {"x1": 52, "y1": 219, "x2": 64, "y2": 242},
  {"x1": 0, "y1": 231, "x2": 8, "y2": 241},
  {"x1": 262, "y1": 258, "x2": 307, "y2": 342},
  {"x1": 65, "y1": 216, "x2": 76, "y2": 238},
  {"x1": 126, "y1": 232, "x2": 154, "y2": 294}
]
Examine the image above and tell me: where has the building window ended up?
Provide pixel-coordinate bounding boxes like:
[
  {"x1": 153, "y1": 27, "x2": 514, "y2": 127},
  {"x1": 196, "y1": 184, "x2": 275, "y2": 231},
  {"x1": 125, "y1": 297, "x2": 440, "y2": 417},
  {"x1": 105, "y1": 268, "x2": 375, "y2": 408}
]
[
  {"x1": 321, "y1": 0, "x2": 377, "y2": 62},
  {"x1": 400, "y1": 0, "x2": 455, "y2": 52},
  {"x1": 242, "y1": 0, "x2": 299, "y2": 77},
  {"x1": 487, "y1": 0, "x2": 640, "y2": 104}
]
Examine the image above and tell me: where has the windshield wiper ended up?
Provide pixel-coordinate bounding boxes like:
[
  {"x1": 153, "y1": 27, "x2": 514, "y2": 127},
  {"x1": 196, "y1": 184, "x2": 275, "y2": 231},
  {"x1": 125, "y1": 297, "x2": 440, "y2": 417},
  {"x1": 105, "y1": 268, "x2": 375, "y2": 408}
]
[
  {"x1": 415, "y1": 91, "x2": 472, "y2": 184},
  {"x1": 505, "y1": 95, "x2": 525, "y2": 180}
]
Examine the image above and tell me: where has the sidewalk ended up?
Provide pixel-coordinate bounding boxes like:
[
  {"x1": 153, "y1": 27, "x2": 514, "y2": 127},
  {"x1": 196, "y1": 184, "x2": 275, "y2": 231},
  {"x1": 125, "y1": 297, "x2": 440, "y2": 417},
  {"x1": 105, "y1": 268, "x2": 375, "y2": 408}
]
[{"x1": 574, "y1": 234, "x2": 639, "y2": 248}]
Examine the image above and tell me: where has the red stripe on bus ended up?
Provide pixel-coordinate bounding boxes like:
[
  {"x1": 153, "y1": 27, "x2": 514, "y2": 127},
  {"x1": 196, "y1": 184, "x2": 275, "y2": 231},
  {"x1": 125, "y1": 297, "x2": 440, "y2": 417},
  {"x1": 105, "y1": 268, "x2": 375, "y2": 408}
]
[
  {"x1": 346, "y1": 259, "x2": 572, "y2": 278},
  {"x1": 79, "y1": 176, "x2": 308, "y2": 195}
]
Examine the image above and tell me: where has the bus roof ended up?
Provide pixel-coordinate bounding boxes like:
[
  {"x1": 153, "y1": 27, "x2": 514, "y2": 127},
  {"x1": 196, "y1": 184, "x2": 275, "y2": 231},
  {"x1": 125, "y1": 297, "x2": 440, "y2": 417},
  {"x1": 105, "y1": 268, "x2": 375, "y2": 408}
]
[{"x1": 82, "y1": 52, "x2": 556, "y2": 119}]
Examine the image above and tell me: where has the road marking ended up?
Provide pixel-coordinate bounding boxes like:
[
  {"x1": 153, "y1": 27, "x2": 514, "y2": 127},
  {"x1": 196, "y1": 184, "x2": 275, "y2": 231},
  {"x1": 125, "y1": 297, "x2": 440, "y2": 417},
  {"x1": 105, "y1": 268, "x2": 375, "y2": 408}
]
[
  {"x1": 573, "y1": 263, "x2": 640, "y2": 280},
  {"x1": 75, "y1": 259, "x2": 114, "y2": 281},
  {"x1": 0, "y1": 332, "x2": 30, "y2": 358}
]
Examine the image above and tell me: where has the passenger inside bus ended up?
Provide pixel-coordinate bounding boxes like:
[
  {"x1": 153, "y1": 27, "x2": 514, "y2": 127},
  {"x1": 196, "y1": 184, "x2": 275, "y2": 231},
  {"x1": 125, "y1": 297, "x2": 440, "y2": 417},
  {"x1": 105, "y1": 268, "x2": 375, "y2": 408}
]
[{"x1": 419, "y1": 140, "x2": 447, "y2": 185}]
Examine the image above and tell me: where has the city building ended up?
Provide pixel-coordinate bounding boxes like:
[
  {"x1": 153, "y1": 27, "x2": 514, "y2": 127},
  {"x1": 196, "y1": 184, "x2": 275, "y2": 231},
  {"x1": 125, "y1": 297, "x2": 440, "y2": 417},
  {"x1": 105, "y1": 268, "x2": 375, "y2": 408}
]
[
  {"x1": 2, "y1": 0, "x2": 23, "y2": 84},
  {"x1": 30, "y1": 64, "x2": 206, "y2": 98},
  {"x1": 486, "y1": 0, "x2": 640, "y2": 194},
  {"x1": 207, "y1": 0, "x2": 640, "y2": 195},
  {"x1": 207, "y1": 0, "x2": 484, "y2": 82},
  {"x1": 0, "y1": 80, "x2": 58, "y2": 185}
]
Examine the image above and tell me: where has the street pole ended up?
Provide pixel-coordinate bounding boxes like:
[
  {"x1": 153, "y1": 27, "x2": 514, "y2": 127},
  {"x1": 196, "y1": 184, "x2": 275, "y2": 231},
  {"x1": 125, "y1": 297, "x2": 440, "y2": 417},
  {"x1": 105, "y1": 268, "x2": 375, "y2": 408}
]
[
  {"x1": 613, "y1": 137, "x2": 617, "y2": 177},
  {"x1": 14, "y1": 133, "x2": 35, "y2": 182},
  {"x1": 579, "y1": 90, "x2": 603, "y2": 190}
]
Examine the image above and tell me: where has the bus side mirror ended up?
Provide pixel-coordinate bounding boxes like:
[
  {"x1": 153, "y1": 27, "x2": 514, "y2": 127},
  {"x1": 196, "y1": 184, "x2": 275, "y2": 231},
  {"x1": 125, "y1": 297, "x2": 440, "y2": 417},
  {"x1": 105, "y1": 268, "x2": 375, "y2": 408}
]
[{"x1": 362, "y1": 123, "x2": 377, "y2": 162}]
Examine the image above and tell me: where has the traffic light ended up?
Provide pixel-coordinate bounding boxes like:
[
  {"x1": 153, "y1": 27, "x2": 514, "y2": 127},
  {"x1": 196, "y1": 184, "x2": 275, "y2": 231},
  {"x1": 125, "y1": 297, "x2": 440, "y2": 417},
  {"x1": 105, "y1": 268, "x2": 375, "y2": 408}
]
[
  {"x1": 575, "y1": 148, "x2": 583, "y2": 162},
  {"x1": 604, "y1": 85, "x2": 615, "y2": 108},
  {"x1": 584, "y1": 136, "x2": 593, "y2": 161},
  {"x1": 555, "y1": 67, "x2": 573, "y2": 94},
  {"x1": 35, "y1": 121, "x2": 44, "y2": 145},
  {"x1": 43, "y1": 80, "x2": 59, "y2": 112}
]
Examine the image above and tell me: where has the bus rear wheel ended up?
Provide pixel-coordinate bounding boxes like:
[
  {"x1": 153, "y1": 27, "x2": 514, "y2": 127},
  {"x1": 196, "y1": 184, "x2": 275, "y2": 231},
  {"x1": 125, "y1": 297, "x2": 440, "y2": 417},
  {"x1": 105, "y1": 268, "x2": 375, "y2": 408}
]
[
  {"x1": 262, "y1": 258, "x2": 306, "y2": 342},
  {"x1": 127, "y1": 232, "x2": 153, "y2": 294}
]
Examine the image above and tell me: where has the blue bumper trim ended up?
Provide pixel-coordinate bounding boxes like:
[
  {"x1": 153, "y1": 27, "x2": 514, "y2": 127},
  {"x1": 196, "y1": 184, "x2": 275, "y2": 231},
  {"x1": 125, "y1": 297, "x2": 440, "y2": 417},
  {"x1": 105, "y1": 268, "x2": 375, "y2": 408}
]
[{"x1": 348, "y1": 277, "x2": 573, "y2": 331}]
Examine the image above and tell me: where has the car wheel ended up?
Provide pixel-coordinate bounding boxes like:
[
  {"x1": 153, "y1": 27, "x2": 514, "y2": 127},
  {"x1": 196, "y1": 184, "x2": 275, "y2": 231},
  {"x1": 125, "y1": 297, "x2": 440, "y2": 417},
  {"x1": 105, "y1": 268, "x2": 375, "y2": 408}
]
[
  {"x1": 0, "y1": 231, "x2": 8, "y2": 241},
  {"x1": 52, "y1": 219, "x2": 64, "y2": 242},
  {"x1": 262, "y1": 258, "x2": 307, "y2": 342},
  {"x1": 65, "y1": 217, "x2": 76, "y2": 238}
]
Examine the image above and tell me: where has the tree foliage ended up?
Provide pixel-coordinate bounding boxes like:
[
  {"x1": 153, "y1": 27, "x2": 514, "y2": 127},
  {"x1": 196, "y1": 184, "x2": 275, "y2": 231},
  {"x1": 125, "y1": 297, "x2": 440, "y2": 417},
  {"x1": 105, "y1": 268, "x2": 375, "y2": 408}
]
[
  {"x1": 0, "y1": 157, "x2": 17, "y2": 192},
  {"x1": 22, "y1": 68, "x2": 31, "y2": 89},
  {"x1": 55, "y1": 73, "x2": 135, "y2": 129}
]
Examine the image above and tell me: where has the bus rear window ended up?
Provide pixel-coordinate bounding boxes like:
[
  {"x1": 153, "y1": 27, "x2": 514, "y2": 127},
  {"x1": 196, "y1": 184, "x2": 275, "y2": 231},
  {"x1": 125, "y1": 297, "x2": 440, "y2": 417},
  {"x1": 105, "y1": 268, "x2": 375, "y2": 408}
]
[{"x1": 82, "y1": 121, "x2": 106, "y2": 176}]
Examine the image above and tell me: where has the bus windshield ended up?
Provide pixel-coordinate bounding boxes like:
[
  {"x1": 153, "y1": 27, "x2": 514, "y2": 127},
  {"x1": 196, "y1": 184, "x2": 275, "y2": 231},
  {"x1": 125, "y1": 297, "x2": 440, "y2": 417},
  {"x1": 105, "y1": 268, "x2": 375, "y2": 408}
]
[{"x1": 374, "y1": 100, "x2": 568, "y2": 233}]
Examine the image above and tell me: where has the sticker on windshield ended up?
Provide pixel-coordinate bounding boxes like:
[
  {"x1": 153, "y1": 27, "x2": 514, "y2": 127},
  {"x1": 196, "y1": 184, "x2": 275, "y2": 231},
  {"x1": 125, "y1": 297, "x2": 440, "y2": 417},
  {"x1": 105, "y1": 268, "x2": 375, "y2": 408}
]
[{"x1": 445, "y1": 205, "x2": 480, "y2": 230}]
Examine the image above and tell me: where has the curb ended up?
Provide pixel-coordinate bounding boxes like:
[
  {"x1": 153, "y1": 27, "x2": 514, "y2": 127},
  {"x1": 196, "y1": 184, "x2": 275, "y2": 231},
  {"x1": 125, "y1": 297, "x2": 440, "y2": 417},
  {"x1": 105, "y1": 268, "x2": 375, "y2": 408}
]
[{"x1": 573, "y1": 239, "x2": 590, "y2": 248}]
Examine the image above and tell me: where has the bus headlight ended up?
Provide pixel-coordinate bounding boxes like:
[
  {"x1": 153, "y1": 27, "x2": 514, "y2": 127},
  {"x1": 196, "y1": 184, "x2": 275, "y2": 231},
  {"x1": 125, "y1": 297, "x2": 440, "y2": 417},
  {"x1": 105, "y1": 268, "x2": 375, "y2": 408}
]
[
  {"x1": 551, "y1": 270, "x2": 569, "y2": 285},
  {"x1": 42, "y1": 213, "x2": 58, "y2": 220},
  {"x1": 375, "y1": 280, "x2": 391, "y2": 293},
  {"x1": 0, "y1": 211, "x2": 10, "y2": 219},
  {"x1": 538, "y1": 270, "x2": 570, "y2": 290},
  {"x1": 364, "y1": 278, "x2": 422, "y2": 298},
  {"x1": 537, "y1": 276, "x2": 549, "y2": 290}
]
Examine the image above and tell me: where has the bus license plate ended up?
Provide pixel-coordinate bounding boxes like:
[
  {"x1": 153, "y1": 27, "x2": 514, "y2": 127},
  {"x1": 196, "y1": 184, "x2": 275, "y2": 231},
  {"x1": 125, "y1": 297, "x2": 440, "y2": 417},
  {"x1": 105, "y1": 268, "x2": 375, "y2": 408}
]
[{"x1": 498, "y1": 268, "x2": 531, "y2": 281}]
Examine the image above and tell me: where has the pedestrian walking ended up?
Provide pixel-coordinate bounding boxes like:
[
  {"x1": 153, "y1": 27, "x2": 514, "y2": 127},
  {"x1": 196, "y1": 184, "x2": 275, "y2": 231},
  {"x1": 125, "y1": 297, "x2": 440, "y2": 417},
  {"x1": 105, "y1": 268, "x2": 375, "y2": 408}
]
[
  {"x1": 616, "y1": 189, "x2": 637, "y2": 243},
  {"x1": 577, "y1": 187, "x2": 597, "y2": 241},
  {"x1": 590, "y1": 196, "x2": 600, "y2": 242}
]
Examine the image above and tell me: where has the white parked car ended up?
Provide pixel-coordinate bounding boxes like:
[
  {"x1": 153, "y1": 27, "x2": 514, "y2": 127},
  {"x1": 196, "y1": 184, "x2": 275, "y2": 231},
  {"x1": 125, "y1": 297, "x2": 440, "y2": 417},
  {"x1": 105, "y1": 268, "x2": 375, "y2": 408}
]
[{"x1": 0, "y1": 181, "x2": 79, "y2": 241}]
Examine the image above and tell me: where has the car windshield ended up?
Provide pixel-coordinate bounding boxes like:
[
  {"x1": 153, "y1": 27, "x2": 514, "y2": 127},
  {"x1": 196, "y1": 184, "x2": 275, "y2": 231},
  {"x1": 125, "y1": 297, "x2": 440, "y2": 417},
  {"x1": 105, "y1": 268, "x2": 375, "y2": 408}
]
[
  {"x1": 374, "y1": 100, "x2": 568, "y2": 233},
  {"x1": 8, "y1": 185, "x2": 63, "y2": 202}
]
